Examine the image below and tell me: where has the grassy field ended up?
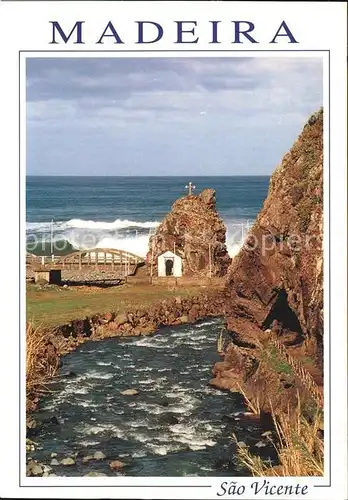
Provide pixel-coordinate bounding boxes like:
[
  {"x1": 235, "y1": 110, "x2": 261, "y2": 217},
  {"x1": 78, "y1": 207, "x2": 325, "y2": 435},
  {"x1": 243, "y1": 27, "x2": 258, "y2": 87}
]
[{"x1": 26, "y1": 282, "x2": 204, "y2": 327}]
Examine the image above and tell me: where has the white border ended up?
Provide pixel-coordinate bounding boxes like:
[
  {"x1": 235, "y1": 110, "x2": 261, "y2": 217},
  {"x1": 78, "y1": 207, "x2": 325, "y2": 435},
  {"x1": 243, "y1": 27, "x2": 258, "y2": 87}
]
[{"x1": 0, "y1": 1, "x2": 346, "y2": 499}]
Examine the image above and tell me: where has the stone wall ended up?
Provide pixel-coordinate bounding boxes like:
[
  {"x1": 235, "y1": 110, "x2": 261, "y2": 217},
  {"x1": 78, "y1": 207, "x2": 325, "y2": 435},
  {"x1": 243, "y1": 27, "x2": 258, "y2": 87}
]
[{"x1": 52, "y1": 292, "x2": 227, "y2": 344}]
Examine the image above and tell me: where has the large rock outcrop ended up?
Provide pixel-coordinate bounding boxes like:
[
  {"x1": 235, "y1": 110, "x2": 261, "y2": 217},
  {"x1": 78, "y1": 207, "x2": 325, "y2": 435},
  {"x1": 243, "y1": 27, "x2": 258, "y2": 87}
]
[
  {"x1": 146, "y1": 188, "x2": 231, "y2": 276},
  {"x1": 212, "y1": 109, "x2": 323, "y2": 394}
]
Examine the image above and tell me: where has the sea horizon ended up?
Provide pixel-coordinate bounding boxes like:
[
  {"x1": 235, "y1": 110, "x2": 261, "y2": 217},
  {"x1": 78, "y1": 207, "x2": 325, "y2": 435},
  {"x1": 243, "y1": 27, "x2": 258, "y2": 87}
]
[
  {"x1": 26, "y1": 176, "x2": 270, "y2": 258},
  {"x1": 26, "y1": 174, "x2": 271, "y2": 178}
]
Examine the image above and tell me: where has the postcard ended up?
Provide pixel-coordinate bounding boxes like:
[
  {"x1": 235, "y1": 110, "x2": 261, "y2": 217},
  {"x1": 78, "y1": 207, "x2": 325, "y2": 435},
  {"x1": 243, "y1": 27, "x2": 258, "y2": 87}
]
[{"x1": 0, "y1": 1, "x2": 347, "y2": 499}]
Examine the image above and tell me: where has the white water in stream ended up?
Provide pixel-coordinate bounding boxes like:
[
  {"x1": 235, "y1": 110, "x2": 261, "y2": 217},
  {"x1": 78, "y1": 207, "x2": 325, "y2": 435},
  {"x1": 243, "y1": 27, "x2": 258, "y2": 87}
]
[{"x1": 29, "y1": 319, "x2": 274, "y2": 476}]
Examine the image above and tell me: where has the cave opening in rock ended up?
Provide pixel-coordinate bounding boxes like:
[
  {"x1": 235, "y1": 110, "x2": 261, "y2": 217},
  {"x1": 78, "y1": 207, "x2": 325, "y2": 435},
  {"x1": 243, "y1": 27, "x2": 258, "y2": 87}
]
[{"x1": 263, "y1": 289, "x2": 304, "y2": 345}]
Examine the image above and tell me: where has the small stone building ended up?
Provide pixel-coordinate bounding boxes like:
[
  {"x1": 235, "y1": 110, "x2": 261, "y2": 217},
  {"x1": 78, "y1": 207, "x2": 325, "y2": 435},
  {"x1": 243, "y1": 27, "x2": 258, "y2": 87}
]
[{"x1": 157, "y1": 251, "x2": 182, "y2": 277}]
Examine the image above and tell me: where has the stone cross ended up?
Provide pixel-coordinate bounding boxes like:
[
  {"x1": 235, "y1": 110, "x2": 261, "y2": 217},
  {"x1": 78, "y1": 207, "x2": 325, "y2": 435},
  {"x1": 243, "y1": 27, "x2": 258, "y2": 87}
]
[{"x1": 185, "y1": 181, "x2": 196, "y2": 196}]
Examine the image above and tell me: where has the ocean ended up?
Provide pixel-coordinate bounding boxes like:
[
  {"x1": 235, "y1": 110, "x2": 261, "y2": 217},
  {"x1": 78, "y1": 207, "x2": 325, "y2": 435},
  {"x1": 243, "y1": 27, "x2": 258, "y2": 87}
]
[{"x1": 26, "y1": 176, "x2": 270, "y2": 257}]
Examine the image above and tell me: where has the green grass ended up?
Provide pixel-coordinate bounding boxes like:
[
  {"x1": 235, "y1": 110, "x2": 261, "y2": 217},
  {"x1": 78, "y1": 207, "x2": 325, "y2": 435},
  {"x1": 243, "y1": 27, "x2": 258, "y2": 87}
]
[
  {"x1": 275, "y1": 361, "x2": 293, "y2": 376},
  {"x1": 301, "y1": 356, "x2": 316, "y2": 368},
  {"x1": 264, "y1": 345, "x2": 294, "y2": 376},
  {"x1": 26, "y1": 282, "x2": 201, "y2": 327}
]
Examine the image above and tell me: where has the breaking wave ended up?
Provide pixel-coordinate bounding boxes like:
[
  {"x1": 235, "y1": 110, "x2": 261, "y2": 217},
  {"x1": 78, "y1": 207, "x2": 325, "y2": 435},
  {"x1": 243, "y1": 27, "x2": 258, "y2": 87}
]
[
  {"x1": 26, "y1": 217, "x2": 252, "y2": 258},
  {"x1": 26, "y1": 218, "x2": 159, "y2": 258},
  {"x1": 27, "y1": 218, "x2": 160, "y2": 232}
]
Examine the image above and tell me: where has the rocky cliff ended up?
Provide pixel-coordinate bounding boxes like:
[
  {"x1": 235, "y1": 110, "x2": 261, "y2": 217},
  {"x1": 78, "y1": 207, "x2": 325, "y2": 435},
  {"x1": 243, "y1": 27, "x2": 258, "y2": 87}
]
[
  {"x1": 212, "y1": 109, "x2": 323, "y2": 400},
  {"x1": 146, "y1": 188, "x2": 231, "y2": 276}
]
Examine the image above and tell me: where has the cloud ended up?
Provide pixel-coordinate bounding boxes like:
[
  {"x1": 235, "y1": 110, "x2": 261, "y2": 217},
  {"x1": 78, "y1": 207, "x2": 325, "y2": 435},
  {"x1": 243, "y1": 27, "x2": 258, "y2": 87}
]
[{"x1": 26, "y1": 57, "x2": 323, "y2": 175}]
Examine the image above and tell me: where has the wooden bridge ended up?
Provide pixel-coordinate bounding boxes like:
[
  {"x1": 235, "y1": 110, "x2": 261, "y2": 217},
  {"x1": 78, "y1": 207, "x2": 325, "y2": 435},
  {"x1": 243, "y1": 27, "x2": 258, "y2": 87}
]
[{"x1": 26, "y1": 248, "x2": 145, "y2": 276}]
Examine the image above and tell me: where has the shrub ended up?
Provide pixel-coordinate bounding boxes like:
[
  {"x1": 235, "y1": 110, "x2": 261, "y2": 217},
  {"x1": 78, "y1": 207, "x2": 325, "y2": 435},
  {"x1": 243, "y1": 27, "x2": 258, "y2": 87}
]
[
  {"x1": 235, "y1": 394, "x2": 324, "y2": 476},
  {"x1": 26, "y1": 323, "x2": 58, "y2": 410}
]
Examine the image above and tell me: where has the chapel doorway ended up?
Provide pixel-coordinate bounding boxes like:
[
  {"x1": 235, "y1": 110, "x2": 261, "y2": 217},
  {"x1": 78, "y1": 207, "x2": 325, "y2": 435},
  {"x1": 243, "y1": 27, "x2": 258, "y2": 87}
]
[{"x1": 165, "y1": 258, "x2": 174, "y2": 276}]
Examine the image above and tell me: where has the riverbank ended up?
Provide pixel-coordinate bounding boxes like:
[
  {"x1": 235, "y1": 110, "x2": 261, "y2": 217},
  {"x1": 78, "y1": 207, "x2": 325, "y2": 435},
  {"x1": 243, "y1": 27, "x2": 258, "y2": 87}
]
[
  {"x1": 26, "y1": 285, "x2": 226, "y2": 413},
  {"x1": 210, "y1": 327, "x2": 324, "y2": 476},
  {"x1": 26, "y1": 280, "x2": 324, "y2": 477},
  {"x1": 27, "y1": 319, "x2": 275, "y2": 477},
  {"x1": 27, "y1": 279, "x2": 224, "y2": 328}
]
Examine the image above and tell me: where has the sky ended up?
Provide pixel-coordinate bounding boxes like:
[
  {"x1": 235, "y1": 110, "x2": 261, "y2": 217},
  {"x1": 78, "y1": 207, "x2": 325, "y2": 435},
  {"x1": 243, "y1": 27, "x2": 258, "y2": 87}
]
[{"x1": 26, "y1": 57, "x2": 323, "y2": 176}]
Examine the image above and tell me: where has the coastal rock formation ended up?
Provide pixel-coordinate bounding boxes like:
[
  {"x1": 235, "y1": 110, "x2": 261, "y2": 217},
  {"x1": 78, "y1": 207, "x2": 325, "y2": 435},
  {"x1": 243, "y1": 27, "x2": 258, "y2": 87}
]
[
  {"x1": 211, "y1": 109, "x2": 324, "y2": 398},
  {"x1": 146, "y1": 188, "x2": 231, "y2": 276}
]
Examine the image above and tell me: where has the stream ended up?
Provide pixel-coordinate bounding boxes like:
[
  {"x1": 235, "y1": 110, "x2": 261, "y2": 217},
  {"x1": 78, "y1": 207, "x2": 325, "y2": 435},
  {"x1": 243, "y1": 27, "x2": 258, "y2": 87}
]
[{"x1": 29, "y1": 319, "x2": 274, "y2": 476}]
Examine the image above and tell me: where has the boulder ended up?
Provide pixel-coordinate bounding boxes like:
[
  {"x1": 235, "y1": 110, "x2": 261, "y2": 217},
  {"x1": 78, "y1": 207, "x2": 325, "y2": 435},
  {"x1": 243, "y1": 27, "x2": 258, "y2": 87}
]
[
  {"x1": 85, "y1": 471, "x2": 108, "y2": 477},
  {"x1": 26, "y1": 417, "x2": 42, "y2": 437},
  {"x1": 188, "y1": 304, "x2": 200, "y2": 322},
  {"x1": 255, "y1": 441, "x2": 267, "y2": 448},
  {"x1": 132, "y1": 327, "x2": 143, "y2": 336},
  {"x1": 146, "y1": 188, "x2": 231, "y2": 277},
  {"x1": 120, "y1": 323, "x2": 133, "y2": 334},
  {"x1": 120, "y1": 388, "x2": 138, "y2": 396},
  {"x1": 178, "y1": 315, "x2": 189, "y2": 324},
  {"x1": 104, "y1": 312, "x2": 113, "y2": 322},
  {"x1": 93, "y1": 451, "x2": 106, "y2": 460},
  {"x1": 109, "y1": 460, "x2": 126, "y2": 470},
  {"x1": 127, "y1": 313, "x2": 135, "y2": 325},
  {"x1": 114, "y1": 313, "x2": 128, "y2": 326},
  {"x1": 60, "y1": 457, "x2": 75, "y2": 466},
  {"x1": 261, "y1": 430, "x2": 273, "y2": 438},
  {"x1": 26, "y1": 462, "x2": 43, "y2": 476}
]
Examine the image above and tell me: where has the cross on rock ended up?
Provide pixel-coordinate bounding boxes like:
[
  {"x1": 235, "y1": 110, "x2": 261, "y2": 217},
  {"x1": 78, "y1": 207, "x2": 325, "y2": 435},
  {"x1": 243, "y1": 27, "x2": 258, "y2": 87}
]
[{"x1": 185, "y1": 181, "x2": 196, "y2": 196}]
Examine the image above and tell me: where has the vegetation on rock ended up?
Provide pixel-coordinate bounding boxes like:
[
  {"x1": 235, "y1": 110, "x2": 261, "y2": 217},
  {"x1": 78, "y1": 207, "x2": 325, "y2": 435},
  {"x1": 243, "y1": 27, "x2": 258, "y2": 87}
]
[{"x1": 235, "y1": 395, "x2": 324, "y2": 476}]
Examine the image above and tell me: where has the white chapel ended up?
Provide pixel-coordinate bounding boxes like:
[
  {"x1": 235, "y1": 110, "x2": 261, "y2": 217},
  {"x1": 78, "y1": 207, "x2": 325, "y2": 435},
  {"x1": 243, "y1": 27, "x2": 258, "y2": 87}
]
[{"x1": 157, "y1": 251, "x2": 182, "y2": 277}]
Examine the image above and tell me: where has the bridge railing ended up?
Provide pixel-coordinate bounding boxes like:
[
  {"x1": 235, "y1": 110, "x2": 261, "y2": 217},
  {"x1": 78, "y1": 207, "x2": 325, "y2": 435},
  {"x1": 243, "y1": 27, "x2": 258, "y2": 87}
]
[{"x1": 26, "y1": 248, "x2": 144, "y2": 275}]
